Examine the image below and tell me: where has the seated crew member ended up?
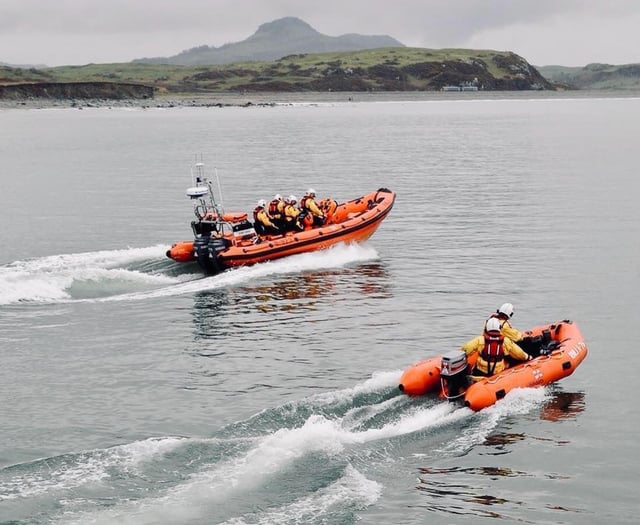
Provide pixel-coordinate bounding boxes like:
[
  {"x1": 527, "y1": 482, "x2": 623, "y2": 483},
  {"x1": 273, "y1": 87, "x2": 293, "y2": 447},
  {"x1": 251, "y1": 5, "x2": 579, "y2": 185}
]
[
  {"x1": 268, "y1": 193, "x2": 286, "y2": 230},
  {"x1": 299, "y1": 188, "x2": 325, "y2": 227},
  {"x1": 461, "y1": 317, "x2": 531, "y2": 378},
  {"x1": 253, "y1": 199, "x2": 280, "y2": 235},
  {"x1": 283, "y1": 195, "x2": 303, "y2": 231}
]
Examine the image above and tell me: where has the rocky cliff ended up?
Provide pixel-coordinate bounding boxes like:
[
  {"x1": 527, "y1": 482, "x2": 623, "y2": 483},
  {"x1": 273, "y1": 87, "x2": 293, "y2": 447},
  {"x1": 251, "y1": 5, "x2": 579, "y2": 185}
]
[{"x1": 0, "y1": 82, "x2": 154, "y2": 100}]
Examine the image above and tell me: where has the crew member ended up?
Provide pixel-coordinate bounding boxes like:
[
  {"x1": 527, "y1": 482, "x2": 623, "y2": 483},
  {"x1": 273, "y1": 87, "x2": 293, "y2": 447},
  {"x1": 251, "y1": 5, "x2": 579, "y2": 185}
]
[
  {"x1": 299, "y1": 188, "x2": 325, "y2": 227},
  {"x1": 487, "y1": 302, "x2": 523, "y2": 341},
  {"x1": 253, "y1": 199, "x2": 280, "y2": 235},
  {"x1": 283, "y1": 195, "x2": 303, "y2": 231},
  {"x1": 268, "y1": 193, "x2": 286, "y2": 230},
  {"x1": 461, "y1": 317, "x2": 531, "y2": 377}
]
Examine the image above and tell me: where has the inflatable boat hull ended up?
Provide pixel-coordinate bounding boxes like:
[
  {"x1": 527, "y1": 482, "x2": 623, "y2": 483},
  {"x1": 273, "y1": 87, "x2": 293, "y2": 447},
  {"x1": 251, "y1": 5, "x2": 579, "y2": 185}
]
[
  {"x1": 399, "y1": 320, "x2": 588, "y2": 411},
  {"x1": 168, "y1": 188, "x2": 395, "y2": 274}
]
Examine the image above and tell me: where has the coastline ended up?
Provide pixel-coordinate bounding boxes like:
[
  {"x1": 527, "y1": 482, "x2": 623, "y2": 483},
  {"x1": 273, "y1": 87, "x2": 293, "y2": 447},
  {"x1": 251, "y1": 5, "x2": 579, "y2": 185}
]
[{"x1": 1, "y1": 89, "x2": 638, "y2": 110}]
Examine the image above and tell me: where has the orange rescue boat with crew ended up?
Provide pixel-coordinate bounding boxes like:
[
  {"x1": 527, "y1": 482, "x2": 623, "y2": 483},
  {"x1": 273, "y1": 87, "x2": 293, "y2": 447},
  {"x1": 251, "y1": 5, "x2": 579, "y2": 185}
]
[
  {"x1": 399, "y1": 319, "x2": 588, "y2": 411},
  {"x1": 167, "y1": 161, "x2": 395, "y2": 274}
]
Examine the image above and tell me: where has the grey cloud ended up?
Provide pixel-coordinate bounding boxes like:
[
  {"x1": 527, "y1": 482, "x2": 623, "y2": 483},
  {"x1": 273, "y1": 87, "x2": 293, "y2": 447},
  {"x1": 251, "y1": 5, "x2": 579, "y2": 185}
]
[{"x1": 1, "y1": 0, "x2": 639, "y2": 66}]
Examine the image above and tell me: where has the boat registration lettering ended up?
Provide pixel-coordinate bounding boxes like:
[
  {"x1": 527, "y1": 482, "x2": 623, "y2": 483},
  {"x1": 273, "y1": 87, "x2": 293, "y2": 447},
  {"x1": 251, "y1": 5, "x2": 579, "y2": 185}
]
[{"x1": 567, "y1": 341, "x2": 586, "y2": 359}]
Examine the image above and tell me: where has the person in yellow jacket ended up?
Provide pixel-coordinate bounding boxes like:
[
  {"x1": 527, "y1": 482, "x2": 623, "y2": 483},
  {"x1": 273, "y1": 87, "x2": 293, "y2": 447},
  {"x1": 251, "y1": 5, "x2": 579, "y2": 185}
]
[
  {"x1": 253, "y1": 199, "x2": 280, "y2": 235},
  {"x1": 487, "y1": 302, "x2": 523, "y2": 341},
  {"x1": 299, "y1": 188, "x2": 325, "y2": 227},
  {"x1": 462, "y1": 317, "x2": 531, "y2": 377},
  {"x1": 268, "y1": 194, "x2": 286, "y2": 229},
  {"x1": 283, "y1": 195, "x2": 303, "y2": 231}
]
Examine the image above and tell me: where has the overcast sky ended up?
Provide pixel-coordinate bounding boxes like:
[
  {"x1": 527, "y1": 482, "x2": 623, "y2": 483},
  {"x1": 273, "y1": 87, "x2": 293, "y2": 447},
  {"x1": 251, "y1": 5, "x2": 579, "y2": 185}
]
[{"x1": 2, "y1": 0, "x2": 639, "y2": 68}]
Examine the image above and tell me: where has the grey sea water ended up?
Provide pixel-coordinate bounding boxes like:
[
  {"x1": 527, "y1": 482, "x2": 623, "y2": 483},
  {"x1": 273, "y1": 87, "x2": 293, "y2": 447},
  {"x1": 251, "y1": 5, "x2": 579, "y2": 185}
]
[{"x1": 1, "y1": 93, "x2": 638, "y2": 524}]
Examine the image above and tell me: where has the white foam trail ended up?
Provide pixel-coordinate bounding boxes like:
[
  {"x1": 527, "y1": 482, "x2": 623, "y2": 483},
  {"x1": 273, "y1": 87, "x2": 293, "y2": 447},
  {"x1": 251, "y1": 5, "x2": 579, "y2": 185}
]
[
  {"x1": 434, "y1": 386, "x2": 551, "y2": 455},
  {"x1": 221, "y1": 464, "x2": 381, "y2": 525},
  {"x1": 0, "y1": 245, "x2": 191, "y2": 304},
  {"x1": 243, "y1": 369, "x2": 403, "y2": 427},
  {"x1": 0, "y1": 242, "x2": 378, "y2": 305},
  {"x1": 151, "y1": 401, "x2": 467, "y2": 504},
  {"x1": 55, "y1": 382, "x2": 461, "y2": 525},
  {"x1": 55, "y1": 377, "x2": 546, "y2": 524},
  {"x1": 311, "y1": 369, "x2": 403, "y2": 406},
  {"x1": 96, "y1": 242, "x2": 379, "y2": 303},
  {"x1": 0, "y1": 437, "x2": 186, "y2": 502}
]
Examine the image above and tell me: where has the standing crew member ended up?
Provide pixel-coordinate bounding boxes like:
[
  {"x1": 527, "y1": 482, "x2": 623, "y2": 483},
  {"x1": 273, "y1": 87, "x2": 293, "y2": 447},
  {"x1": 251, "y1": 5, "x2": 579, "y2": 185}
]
[
  {"x1": 487, "y1": 302, "x2": 523, "y2": 341},
  {"x1": 461, "y1": 317, "x2": 531, "y2": 377},
  {"x1": 299, "y1": 188, "x2": 325, "y2": 227}
]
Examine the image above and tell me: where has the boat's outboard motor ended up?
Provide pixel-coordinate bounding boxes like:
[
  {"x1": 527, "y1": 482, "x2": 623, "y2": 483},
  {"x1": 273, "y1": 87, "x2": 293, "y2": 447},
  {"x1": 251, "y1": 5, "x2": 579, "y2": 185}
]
[
  {"x1": 440, "y1": 350, "x2": 470, "y2": 400},
  {"x1": 193, "y1": 235, "x2": 227, "y2": 274}
]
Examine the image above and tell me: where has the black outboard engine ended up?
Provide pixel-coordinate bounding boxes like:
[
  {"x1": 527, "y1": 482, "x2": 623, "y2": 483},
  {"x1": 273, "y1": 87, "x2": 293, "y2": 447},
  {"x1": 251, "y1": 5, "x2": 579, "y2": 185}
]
[
  {"x1": 441, "y1": 350, "x2": 470, "y2": 400},
  {"x1": 193, "y1": 235, "x2": 228, "y2": 274}
]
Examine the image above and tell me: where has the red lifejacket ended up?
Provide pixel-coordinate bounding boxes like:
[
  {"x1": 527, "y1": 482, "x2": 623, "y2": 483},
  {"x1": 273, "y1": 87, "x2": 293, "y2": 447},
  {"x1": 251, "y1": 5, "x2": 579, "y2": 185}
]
[
  {"x1": 300, "y1": 195, "x2": 312, "y2": 210},
  {"x1": 252, "y1": 206, "x2": 262, "y2": 223},
  {"x1": 268, "y1": 199, "x2": 282, "y2": 218},
  {"x1": 481, "y1": 330, "x2": 505, "y2": 375}
]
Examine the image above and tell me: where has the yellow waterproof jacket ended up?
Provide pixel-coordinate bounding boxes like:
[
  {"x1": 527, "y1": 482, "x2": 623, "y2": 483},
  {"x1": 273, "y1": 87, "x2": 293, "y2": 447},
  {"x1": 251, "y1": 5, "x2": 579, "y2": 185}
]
[
  {"x1": 301, "y1": 196, "x2": 324, "y2": 218},
  {"x1": 255, "y1": 208, "x2": 276, "y2": 228},
  {"x1": 461, "y1": 335, "x2": 529, "y2": 375},
  {"x1": 498, "y1": 319, "x2": 523, "y2": 342},
  {"x1": 284, "y1": 203, "x2": 300, "y2": 220}
]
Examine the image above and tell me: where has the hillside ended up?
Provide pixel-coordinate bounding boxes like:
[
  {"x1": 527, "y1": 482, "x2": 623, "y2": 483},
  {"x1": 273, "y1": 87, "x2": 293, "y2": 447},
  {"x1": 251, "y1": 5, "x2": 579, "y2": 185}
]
[
  {"x1": 538, "y1": 63, "x2": 640, "y2": 90},
  {"x1": 135, "y1": 17, "x2": 404, "y2": 65},
  {"x1": 0, "y1": 47, "x2": 554, "y2": 99}
]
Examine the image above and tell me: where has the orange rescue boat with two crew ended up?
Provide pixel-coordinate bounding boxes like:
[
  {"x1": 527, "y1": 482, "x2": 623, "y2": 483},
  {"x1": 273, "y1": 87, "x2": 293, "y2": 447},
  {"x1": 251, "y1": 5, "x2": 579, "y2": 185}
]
[{"x1": 399, "y1": 319, "x2": 588, "y2": 411}]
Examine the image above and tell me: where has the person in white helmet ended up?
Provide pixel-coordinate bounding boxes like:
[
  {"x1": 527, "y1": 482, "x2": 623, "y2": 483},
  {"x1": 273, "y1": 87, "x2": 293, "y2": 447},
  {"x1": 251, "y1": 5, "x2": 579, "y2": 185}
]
[
  {"x1": 299, "y1": 188, "x2": 325, "y2": 227},
  {"x1": 486, "y1": 302, "x2": 523, "y2": 342},
  {"x1": 268, "y1": 194, "x2": 286, "y2": 230},
  {"x1": 253, "y1": 199, "x2": 280, "y2": 235},
  {"x1": 283, "y1": 195, "x2": 303, "y2": 231},
  {"x1": 461, "y1": 317, "x2": 531, "y2": 377}
]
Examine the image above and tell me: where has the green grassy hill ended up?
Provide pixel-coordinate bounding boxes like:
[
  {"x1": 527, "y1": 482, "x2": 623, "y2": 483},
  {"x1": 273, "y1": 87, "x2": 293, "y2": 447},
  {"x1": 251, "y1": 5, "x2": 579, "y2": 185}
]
[
  {"x1": 1, "y1": 48, "x2": 554, "y2": 98},
  {"x1": 538, "y1": 63, "x2": 640, "y2": 90}
]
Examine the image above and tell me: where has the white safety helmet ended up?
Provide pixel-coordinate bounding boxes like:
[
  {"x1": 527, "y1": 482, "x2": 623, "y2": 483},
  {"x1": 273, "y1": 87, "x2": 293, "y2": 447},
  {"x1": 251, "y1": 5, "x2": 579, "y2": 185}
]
[
  {"x1": 485, "y1": 317, "x2": 502, "y2": 333},
  {"x1": 288, "y1": 194, "x2": 297, "y2": 204},
  {"x1": 307, "y1": 188, "x2": 316, "y2": 197},
  {"x1": 258, "y1": 199, "x2": 266, "y2": 207},
  {"x1": 274, "y1": 193, "x2": 282, "y2": 200},
  {"x1": 497, "y1": 302, "x2": 514, "y2": 318}
]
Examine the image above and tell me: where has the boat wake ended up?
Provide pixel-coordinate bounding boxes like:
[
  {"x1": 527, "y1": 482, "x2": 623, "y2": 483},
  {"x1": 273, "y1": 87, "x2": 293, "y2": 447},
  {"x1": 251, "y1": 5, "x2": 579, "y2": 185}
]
[
  {"x1": 0, "y1": 372, "x2": 552, "y2": 525},
  {"x1": 0, "y1": 243, "x2": 379, "y2": 305}
]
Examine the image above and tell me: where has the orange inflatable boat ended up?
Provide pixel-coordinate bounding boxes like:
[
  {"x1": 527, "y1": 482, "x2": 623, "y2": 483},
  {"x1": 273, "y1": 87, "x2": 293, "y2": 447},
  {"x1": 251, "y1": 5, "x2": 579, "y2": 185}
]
[
  {"x1": 166, "y1": 162, "x2": 395, "y2": 274},
  {"x1": 398, "y1": 320, "x2": 588, "y2": 411}
]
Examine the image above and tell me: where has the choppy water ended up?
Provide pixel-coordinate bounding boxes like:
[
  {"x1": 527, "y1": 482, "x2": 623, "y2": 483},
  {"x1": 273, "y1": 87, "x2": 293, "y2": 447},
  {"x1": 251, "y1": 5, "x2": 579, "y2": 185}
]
[{"x1": 1, "y1": 93, "x2": 638, "y2": 524}]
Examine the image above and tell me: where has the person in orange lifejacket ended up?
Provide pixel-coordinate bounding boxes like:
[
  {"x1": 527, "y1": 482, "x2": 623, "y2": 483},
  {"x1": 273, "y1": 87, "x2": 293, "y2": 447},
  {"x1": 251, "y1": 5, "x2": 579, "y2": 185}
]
[
  {"x1": 299, "y1": 188, "x2": 325, "y2": 227},
  {"x1": 253, "y1": 199, "x2": 280, "y2": 235},
  {"x1": 268, "y1": 194, "x2": 286, "y2": 230},
  {"x1": 461, "y1": 317, "x2": 531, "y2": 377},
  {"x1": 487, "y1": 302, "x2": 523, "y2": 342},
  {"x1": 283, "y1": 195, "x2": 303, "y2": 231}
]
